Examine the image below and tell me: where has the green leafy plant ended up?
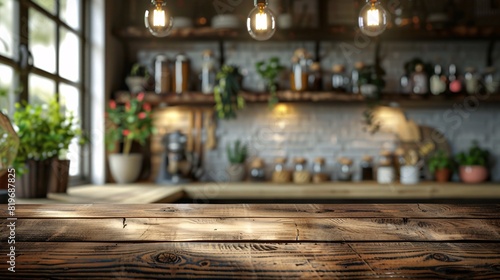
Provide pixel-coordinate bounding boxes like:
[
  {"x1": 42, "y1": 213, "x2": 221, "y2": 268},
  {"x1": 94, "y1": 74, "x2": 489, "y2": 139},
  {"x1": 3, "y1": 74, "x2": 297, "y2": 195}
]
[
  {"x1": 106, "y1": 92, "x2": 155, "y2": 155},
  {"x1": 214, "y1": 65, "x2": 244, "y2": 119},
  {"x1": 226, "y1": 140, "x2": 248, "y2": 164},
  {"x1": 428, "y1": 150, "x2": 455, "y2": 173},
  {"x1": 129, "y1": 63, "x2": 150, "y2": 78},
  {"x1": 358, "y1": 65, "x2": 386, "y2": 93},
  {"x1": 456, "y1": 141, "x2": 489, "y2": 167},
  {"x1": 256, "y1": 57, "x2": 285, "y2": 108}
]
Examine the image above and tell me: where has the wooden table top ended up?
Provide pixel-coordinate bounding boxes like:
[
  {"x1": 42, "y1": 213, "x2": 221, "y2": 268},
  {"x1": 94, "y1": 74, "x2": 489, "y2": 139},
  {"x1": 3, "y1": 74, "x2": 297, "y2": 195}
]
[{"x1": 1, "y1": 204, "x2": 500, "y2": 279}]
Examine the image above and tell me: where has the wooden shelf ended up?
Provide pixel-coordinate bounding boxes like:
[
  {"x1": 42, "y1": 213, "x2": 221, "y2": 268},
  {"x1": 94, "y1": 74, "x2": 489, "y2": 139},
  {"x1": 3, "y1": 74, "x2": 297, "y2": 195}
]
[{"x1": 115, "y1": 91, "x2": 500, "y2": 107}]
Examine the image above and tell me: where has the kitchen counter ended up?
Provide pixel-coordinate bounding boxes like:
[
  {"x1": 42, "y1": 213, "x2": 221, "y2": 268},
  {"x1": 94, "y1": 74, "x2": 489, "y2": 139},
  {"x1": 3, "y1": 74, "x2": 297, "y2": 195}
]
[
  {"x1": 1, "y1": 203, "x2": 499, "y2": 278},
  {"x1": 16, "y1": 182, "x2": 500, "y2": 204}
]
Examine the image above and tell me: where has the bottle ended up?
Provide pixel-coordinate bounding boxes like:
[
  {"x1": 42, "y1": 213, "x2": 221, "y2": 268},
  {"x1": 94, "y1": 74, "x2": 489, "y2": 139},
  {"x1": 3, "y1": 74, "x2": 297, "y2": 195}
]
[
  {"x1": 377, "y1": 150, "x2": 395, "y2": 184},
  {"x1": 411, "y1": 64, "x2": 428, "y2": 94},
  {"x1": 484, "y1": 67, "x2": 499, "y2": 94},
  {"x1": 272, "y1": 157, "x2": 291, "y2": 183},
  {"x1": 154, "y1": 54, "x2": 171, "y2": 94},
  {"x1": 308, "y1": 62, "x2": 323, "y2": 91},
  {"x1": 430, "y1": 65, "x2": 447, "y2": 95},
  {"x1": 293, "y1": 157, "x2": 311, "y2": 184},
  {"x1": 448, "y1": 64, "x2": 462, "y2": 94},
  {"x1": 249, "y1": 158, "x2": 266, "y2": 182},
  {"x1": 337, "y1": 157, "x2": 353, "y2": 182},
  {"x1": 172, "y1": 53, "x2": 191, "y2": 94},
  {"x1": 464, "y1": 67, "x2": 480, "y2": 95},
  {"x1": 312, "y1": 157, "x2": 329, "y2": 183},
  {"x1": 290, "y1": 49, "x2": 309, "y2": 92},
  {"x1": 332, "y1": 64, "x2": 348, "y2": 92},
  {"x1": 400, "y1": 70, "x2": 412, "y2": 94},
  {"x1": 351, "y1": 62, "x2": 364, "y2": 94},
  {"x1": 200, "y1": 50, "x2": 217, "y2": 94},
  {"x1": 360, "y1": 155, "x2": 374, "y2": 181}
]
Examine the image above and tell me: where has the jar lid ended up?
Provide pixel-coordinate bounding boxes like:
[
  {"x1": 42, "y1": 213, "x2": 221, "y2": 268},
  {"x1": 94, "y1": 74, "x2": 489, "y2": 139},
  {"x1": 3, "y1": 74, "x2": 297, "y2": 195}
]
[
  {"x1": 293, "y1": 48, "x2": 307, "y2": 58},
  {"x1": 310, "y1": 62, "x2": 321, "y2": 71},
  {"x1": 275, "y1": 157, "x2": 287, "y2": 164},
  {"x1": 175, "y1": 53, "x2": 190, "y2": 61},
  {"x1": 379, "y1": 159, "x2": 391, "y2": 166},
  {"x1": 415, "y1": 64, "x2": 424, "y2": 72},
  {"x1": 332, "y1": 64, "x2": 345, "y2": 73},
  {"x1": 338, "y1": 157, "x2": 353, "y2": 165},
  {"x1": 251, "y1": 158, "x2": 265, "y2": 168},
  {"x1": 294, "y1": 157, "x2": 307, "y2": 164},
  {"x1": 362, "y1": 155, "x2": 373, "y2": 162},
  {"x1": 380, "y1": 150, "x2": 392, "y2": 157},
  {"x1": 354, "y1": 62, "x2": 365, "y2": 70},
  {"x1": 314, "y1": 157, "x2": 325, "y2": 164},
  {"x1": 394, "y1": 147, "x2": 405, "y2": 156},
  {"x1": 202, "y1": 50, "x2": 214, "y2": 57}
]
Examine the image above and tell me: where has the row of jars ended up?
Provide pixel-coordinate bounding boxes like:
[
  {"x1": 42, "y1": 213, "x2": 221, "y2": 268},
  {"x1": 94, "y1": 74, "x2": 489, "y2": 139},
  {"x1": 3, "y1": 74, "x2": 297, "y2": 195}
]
[{"x1": 248, "y1": 156, "x2": 375, "y2": 184}]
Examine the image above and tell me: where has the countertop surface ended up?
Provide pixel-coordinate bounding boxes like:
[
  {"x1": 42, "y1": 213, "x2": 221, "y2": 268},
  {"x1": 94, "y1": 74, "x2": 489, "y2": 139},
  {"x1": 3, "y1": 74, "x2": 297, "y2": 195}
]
[
  {"x1": 1, "y1": 203, "x2": 499, "y2": 278},
  {"x1": 17, "y1": 182, "x2": 500, "y2": 204}
]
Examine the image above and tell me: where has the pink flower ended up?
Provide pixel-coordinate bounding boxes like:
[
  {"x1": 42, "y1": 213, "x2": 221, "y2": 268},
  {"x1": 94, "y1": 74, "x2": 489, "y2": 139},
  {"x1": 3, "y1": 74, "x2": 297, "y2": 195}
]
[
  {"x1": 125, "y1": 102, "x2": 131, "y2": 111},
  {"x1": 138, "y1": 112, "x2": 147, "y2": 119},
  {"x1": 109, "y1": 100, "x2": 116, "y2": 109},
  {"x1": 122, "y1": 129, "x2": 130, "y2": 136},
  {"x1": 143, "y1": 103, "x2": 151, "y2": 112},
  {"x1": 137, "y1": 92, "x2": 145, "y2": 102}
]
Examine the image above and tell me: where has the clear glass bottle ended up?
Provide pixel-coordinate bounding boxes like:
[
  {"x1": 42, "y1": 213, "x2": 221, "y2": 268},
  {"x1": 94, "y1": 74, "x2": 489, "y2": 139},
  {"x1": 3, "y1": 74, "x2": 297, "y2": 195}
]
[
  {"x1": 154, "y1": 54, "x2": 171, "y2": 94},
  {"x1": 332, "y1": 64, "x2": 348, "y2": 92},
  {"x1": 172, "y1": 53, "x2": 191, "y2": 94},
  {"x1": 308, "y1": 62, "x2": 323, "y2": 91},
  {"x1": 430, "y1": 65, "x2": 447, "y2": 95},
  {"x1": 200, "y1": 50, "x2": 217, "y2": 94},
  {"x1": 360, "y1": 155, "x2": 374, "y2": 181},
  {"x1": 351, "y1": 62, "x2": 364, "y2": 94},
  {"x1": 411, "y1": 64, "x2": 428, "y2": 94},
  {"x1": 290, "y1": 49, "x2": 309, "y2": 92},
  {"x1": 464, "y1": 67, "x2": 480, "y2": 95},
  {"x1": 312, "y1": 157, "x2": 329, "y2": 183},
  {"x1": 337, "y1": 157, "x2": 353, "y2": 182},
  {"x1": 448, "y1": 64, "x2": 462, "y2": 94},
  {"x1": 293, "y1": 157, "x2": 311, "y2": 184},
  {"x1": 249, "y1": 158, "x2": 266, "y2": 182},
  {"x1": 272, "y1": 157, "x2": 291, "y2": 183}
]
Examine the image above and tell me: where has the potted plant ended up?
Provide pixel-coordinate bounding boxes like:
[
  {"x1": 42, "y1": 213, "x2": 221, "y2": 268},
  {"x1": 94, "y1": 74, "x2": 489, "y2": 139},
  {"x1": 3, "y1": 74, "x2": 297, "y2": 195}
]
[
  {"x1": 106, "y1": 92, "x2": 155, "y2": 184},
  {"x1": 126, "y1": 63, "x2": 149, "y2": 94},
  {"x1": 256, "y1": 57, "x2": 285, "y2": 108},
  {"x1": 214, "y1": 65, "x2": 244, "y2": 119},
  {"x1": 456, "y1": 142, "x2": 489, "y2": 183},
  {"x1": 12, "y1": 102, "x2": 62, "y2": 198},
  {"x1": 428, "y1": 150, "x2": 454, "y2": 183},
  {"x1": 226, "y1": 140, "x2": 248, "y2": 182},
  {"x1": 45, "y1": 99, "x2": 86, "y2": 193}
]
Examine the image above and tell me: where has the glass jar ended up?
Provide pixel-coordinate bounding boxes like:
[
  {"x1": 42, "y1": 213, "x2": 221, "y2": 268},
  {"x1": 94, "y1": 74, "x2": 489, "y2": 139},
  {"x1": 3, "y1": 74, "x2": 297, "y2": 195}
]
[
  {"x1": 308, "y1": 62, "x2": 322, "y2": 91},
  {"x1": 154, "y1": 54, "x2": 171, "y2": 94},
  {"x1": 312, "y1": 157, "x2": 329, "y2": 183},
  {"x1": 200, "y1": 50, "x2": 217, "y2": 94},
  {"x1": 332, "y1": 64, "x2": 348, "y2": 92},
  {"x1": 360, "y1": 155, "x2": 374, "y2": 181},
  {"x1": 400, "y1": 70, "x2": 412, "y2": 94},
  {"x1": 337, "y1": 157, "x2": 353, "y2": 181},
  {"x1": 411, "y1": 64, "x2": 428, "y2": 94},
  {"x1": 272, "y1": 157, "x2": 291, "y2": 183},
  {"x1": 293, "y1": 157, "x2": 311, "y2": 184},
  {"x1": 290, "y1": 49, "x2": 309, "y2": 92},
  {"x1": 377, "y1": 150, "x2": 395, "y2": 184},
  {"x1": 249, "y1": 158, "x2": 266, "y2": 182},
  {"x1": 430, "y1": 65, "x2": 447, "y2": 95},
  {"x1": 448, "y1": 64, "x2": 462, "y2": 94},
  {"x1": 351, "y1": 62, "x2": 364, "y2": 94},
  {"x1": 464, "y1": 67, "x2": 481, "y2": 95},
  {"x1": 172, "y1": 53, "x2": 190, "y2": 94},
  {"x1": 484, "y1": 67, "x2": 499, "y2": 94}
]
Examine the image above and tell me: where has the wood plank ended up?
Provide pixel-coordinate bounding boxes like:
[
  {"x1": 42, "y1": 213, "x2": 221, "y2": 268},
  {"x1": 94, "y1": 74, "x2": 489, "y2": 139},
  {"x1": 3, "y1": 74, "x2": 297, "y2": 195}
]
[
  {"x1": 4, "y1": 204, "x2": 500, "y2": 219},
  {"x1": 2, "y1": 217, "x2": 499, "y2": 242},
  {"x1": 3, "y1": 242, "x2": 499, "y2": 279}
]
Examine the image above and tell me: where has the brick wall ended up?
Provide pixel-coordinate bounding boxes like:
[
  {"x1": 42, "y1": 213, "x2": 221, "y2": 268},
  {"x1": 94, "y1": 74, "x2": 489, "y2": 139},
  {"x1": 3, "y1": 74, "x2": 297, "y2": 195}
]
[{"x1": 139, "y1": 41, "x2": 500, "y2": 182}]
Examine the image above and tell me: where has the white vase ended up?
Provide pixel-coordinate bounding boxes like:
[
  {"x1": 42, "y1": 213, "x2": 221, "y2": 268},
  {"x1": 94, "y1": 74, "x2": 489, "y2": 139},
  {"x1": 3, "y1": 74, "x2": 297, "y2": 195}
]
[
  {"x1": 125, "y1": 76, "x2": 146, "y2": 93},
  {"x1": 109, "y1": 153, "x2": 143, "y2": 184},
  {"x1": 400, "y1": 166, "x2": 420, "y2": 185}
]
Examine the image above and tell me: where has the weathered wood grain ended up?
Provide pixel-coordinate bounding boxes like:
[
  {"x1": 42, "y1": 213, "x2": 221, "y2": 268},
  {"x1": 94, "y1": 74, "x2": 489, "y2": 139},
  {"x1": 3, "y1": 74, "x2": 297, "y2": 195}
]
[
  {"x1": 2, "y1": 217, "x2": 499, "y2": 242},
  {"x1": 4, "y1": 204, "x2": 500, "y2": 219},
  {"x1": 2, "y1": 242, "x2": 499, "y2": 279}
]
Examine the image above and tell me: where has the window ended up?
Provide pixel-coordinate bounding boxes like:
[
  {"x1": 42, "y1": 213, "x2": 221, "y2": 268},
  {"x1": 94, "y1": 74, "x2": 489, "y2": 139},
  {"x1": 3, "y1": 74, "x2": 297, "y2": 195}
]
[{"x1": 0, "y1": 0, "x2": 88, "y2": 181}]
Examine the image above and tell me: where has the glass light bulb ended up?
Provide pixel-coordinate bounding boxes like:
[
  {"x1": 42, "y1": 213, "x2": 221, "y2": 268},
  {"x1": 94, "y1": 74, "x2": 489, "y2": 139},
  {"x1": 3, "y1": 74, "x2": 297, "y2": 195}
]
[
  {"x1": 358, "y1": 1, "x2": 389, "y2": 37},
  {"x1": 247, "y1": 4, "x2": 276, "y2": 41},
  {"x1": 145, "y1": 3, "x2": 173, "y2": 37}
]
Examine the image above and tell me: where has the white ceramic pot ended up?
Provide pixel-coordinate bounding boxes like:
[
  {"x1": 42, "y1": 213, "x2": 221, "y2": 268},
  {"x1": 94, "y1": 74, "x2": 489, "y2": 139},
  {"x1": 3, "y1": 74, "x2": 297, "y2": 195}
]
[
  {"x1": 109, "y1": 153, "x2": 143, "y2": 184},
  {"x1": 400, "y1": 166, "x2": 420, "y2": 185},
  {"x1": 360, "y1": 84, "x2": 378, "y2": 98},
  {"x1": 125, "y1": 76, "x2": 146, "y2": 93},
  {"x1": 377, "y1": 166, "x2": 395, "y2": 184},
  {"x1": 227, "y1": 164, "x2": 246, "y2": 182}
]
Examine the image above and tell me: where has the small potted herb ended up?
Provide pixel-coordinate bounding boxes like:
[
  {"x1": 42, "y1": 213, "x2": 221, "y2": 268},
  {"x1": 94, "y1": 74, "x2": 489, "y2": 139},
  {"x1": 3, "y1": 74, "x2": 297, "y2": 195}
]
[
  {"x1": 456, "y1": 142, "x2": 489, "y2": 183},
  {"x1": 226, "y1": 140, "x2": 248, "y2": 182},
  {"x1": 126, "y1": 63, "x2": 149, "y2": 94},
  {"x1": 256, "y1": 57, "x2": 285, "y2": 108},
  {"x1": 427, "y1": 150, "x2": 455, "y2": 183}
]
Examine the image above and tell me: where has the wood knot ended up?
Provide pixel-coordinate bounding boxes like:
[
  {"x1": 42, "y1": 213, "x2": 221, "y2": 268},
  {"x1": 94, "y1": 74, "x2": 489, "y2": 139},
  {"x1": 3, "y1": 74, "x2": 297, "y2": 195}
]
[
  {"x1": 431, "y1": 253, "x2": 450, "y2": 262},
  {"x1": 161, "y1": 207, "x2": 176, "y2": 213},
  {"x1": 198, "y1": 260, "x2": 210, "y2": 267},
  {"x1": 155, "y1": 252, "x2": 181, "y2": 264}
]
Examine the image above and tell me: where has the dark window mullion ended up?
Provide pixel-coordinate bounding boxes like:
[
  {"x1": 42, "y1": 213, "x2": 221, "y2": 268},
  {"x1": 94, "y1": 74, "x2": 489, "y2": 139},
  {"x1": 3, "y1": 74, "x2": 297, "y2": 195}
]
[
  {"x1": 27, "y1": 0, "x2": 81, "y2": 36},
  {"x1": 55, "y1": 0, "x2": 60, "y2": 101},
  {"x1": 19, "y1": 0, "x2": 29, "y2": 102},
  {"x1": 30, "y1": 66, "x2": 80, "y2": 88}
]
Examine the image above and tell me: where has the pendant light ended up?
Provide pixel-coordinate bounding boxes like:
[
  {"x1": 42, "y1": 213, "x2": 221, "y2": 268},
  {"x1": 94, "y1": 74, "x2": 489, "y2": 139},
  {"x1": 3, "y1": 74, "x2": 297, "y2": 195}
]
[
  {"x1": 145, "y1": 0, "x2": 173, "y2": 37},
  {"x1": 247, "y1": 0, "x2": 276, "y2": 41},
  {"x1": 358, "y1": 0, "x2": 389, "y2": 37}
]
